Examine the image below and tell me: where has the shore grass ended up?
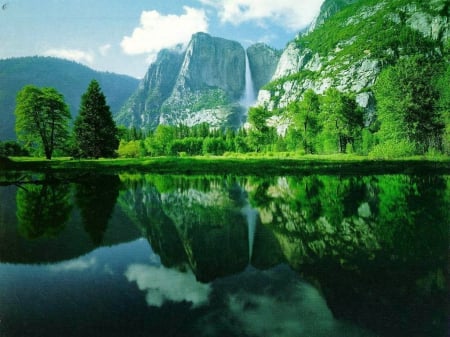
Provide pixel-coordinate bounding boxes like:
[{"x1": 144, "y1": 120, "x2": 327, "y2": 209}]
[{"x1": 1, "y1": 154, "x2": 450, "y2": 175}]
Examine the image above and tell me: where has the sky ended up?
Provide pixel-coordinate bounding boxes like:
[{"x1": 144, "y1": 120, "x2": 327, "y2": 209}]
[{"x1": 0, "y1": 0, "x2": 324, "y2": 78}]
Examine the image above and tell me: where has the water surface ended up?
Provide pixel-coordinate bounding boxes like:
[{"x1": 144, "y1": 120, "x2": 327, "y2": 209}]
[{"x1": 0, "y1": 173, "x2": 448, "y2": 337}]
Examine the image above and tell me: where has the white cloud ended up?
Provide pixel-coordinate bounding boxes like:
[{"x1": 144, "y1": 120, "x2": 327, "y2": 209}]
[
  {"x1": 99, "y1": 44, "x2": 112, "y2": 56},
  {"x1": 44, "y1": 48, "x2": 94, "y2": 64},
  {"x1": 125, "y1": 264, "x2": 211, "y2": 308},
  {"x1": 121, "y1": 6, "x2": 208, "y2": 61},
  {"x1": 200, "y1": 0, "x2": 324, "y2": 31}
]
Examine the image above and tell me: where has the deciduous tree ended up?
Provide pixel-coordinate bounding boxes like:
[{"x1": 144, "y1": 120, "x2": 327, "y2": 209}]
[{"x1": 15, "y1": 85, "x2": 71, "y2": 159}]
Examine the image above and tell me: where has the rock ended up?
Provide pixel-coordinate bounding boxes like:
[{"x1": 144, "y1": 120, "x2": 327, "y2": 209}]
[
  {"x1": 246, "y1": 43, "x2": 281, "y2": 92},
  {"x1": 116, "y1": 48, "x2": 185, "y2": 129},
  {"x1": 119, "y1": 32, "x2": 249, "y2": 130}
]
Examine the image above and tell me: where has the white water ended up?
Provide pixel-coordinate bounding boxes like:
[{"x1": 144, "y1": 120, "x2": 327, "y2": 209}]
[
  {"x1": 240, "y1": 51, "x2": 257, "y2": 111},
  {"x1": 241, "y1": 202, "x2": 258, "y2": 263}
]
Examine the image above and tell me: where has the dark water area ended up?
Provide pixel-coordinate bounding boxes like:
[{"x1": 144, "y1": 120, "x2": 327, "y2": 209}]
[{"x1": 0, "y1": 172, "x2": 448, "y2": 337}]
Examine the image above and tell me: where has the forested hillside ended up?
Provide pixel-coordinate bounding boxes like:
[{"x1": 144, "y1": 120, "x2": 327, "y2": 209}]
[
  {"x1": 255, "y1": 0, "x2": 449, "y2": 156},
  {"x1": 0, "y1": 57, "x2": 138, "y2": 140}
]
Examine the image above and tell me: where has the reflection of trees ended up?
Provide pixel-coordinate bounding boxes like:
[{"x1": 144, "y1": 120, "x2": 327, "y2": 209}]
[
  {"x1": 75, "y1": 174, "x2": 121, "y2": 246},
  {"x1": 16, "y1": 179, "x2": 72, "y2": 239},
  {"x1": 247, "y1": 174, "x2": 448, "y2": 337}
]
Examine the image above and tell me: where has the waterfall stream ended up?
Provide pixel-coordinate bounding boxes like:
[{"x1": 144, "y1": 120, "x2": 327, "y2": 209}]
[{"x1": 240, "y1": 51, "x2": 257, "y2": 111}]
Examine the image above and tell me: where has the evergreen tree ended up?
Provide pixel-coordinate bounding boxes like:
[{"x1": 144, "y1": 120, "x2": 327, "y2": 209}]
[
  {"x1": 74, "y1": 80, "x2": 119, "y2": 158},
  {"x1": 15, "y1": 85, "x2": 71, "y2": 159}
]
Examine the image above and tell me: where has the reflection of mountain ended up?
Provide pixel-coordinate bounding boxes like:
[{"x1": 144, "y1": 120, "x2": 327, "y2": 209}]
[
  {"x1": 198, "y1": 265, "x2": 375, "y2": 337},
  {"x1": 246, "y1": 174, "x2": 449, "y2": 337},
  {"x1": 1, "y1": 172, "x2": 447, "y2": 337},
  {"x1": 0, "y1": 177, "x2": 141, "y2": 264},
  {"x1": 118, "y1": 175, "x2": 284, "y2": 282}
]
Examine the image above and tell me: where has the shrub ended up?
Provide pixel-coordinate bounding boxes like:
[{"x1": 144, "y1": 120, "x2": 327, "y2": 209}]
[{"x1": 368, "y1": 140, "x2": 416, "y2": 159}]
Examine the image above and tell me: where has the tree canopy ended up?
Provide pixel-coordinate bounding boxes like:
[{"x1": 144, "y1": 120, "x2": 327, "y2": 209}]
[{"x1": 15, "y1": 85, "x2": 71, "y2": 159}]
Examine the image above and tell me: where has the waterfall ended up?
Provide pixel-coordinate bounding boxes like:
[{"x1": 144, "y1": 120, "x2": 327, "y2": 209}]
[
  {"x1": 241, "y1": 202, "x2": 258, "y2": 263},
  {"x1": 240, "y1": 50, "x2": 257, "y2": 111}
]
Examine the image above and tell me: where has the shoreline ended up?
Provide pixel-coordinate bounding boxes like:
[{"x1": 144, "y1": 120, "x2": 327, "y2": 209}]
[{"x1": 1, "y1": 156, "x2": 450, "y2": 175}]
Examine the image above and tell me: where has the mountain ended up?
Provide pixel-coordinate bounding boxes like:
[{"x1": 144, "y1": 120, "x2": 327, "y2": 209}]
[
  {"x1": 117, "y1": 33, "x2": 281, "y2": 130},
  {"x1": 0, "y1": 57, "x2": 139, "y2": 140},
  {"x1": 257, "y1": 0, "x2": 449, "y2": 130}
]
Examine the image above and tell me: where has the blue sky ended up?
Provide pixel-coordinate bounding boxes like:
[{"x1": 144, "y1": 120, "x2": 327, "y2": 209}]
[{"x1": 0, "y1": 0, "x2": 324, "y2": 78}]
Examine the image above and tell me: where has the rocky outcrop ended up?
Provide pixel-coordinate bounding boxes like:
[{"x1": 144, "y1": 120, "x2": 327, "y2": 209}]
[{"x1": 246, "y1": 43, "x2": 281, "y2": 92}]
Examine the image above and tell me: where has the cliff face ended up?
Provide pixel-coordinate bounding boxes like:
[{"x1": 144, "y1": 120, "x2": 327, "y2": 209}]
[
  {"x1": 160, "y1": 33, "x2": 246, "y2": 128},
  {"x1": 118, "y1": 33, "x2": 281, "y2": 130},
  {"x1": 116, "y1": 49, "x2": 185, "y2": 129},
  {"x1": 257, "y1": 0, "x2": 449, "y2": 130},
  {"x1": 246, "y1": 43, "x2": 282, "y2": 92}
]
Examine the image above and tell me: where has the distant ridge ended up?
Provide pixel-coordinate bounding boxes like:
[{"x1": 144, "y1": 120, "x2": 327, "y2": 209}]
[{"x1": 0, "y1": 56, "x2": 139, "y2": 140}]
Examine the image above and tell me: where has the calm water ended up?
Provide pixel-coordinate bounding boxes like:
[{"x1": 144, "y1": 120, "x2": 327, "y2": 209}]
[{"x1": 0, "y1": 172, "x2": 448, "y2": 337}]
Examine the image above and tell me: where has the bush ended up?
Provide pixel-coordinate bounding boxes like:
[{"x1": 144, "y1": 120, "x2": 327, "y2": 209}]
[
  {"x1": 0, "y1": 141, "x2": 29, "y2": 156},
  {"x1": 368, "y1": 140, "x2": 416, "y2": 159},
  {"x1": 117, "y1": 140, "x2": 142, "y2": 158}
]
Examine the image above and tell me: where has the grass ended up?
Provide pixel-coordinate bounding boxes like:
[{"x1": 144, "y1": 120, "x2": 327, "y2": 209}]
[{"x1": 1, "y1": 154, "x2": 450, "y2": 176}]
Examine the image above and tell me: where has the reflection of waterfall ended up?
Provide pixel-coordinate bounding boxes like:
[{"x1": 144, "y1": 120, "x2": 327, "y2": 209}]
[
  {"x1": 241, "y1": 202, "x2": 258, "y2": 263},
  {"x1": 240, "y1": 50, "x2": 257, "y2": 111}
]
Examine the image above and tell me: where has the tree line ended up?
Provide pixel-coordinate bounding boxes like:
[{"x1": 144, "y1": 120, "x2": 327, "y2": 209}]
[{"x1": 13, "y1": 79, "x2": 119, "y2": 159}]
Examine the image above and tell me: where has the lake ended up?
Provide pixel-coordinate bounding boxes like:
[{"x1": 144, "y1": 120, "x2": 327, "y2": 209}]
[{"x1": 0, "y1": 172, "x2": 448, "y2": 337}]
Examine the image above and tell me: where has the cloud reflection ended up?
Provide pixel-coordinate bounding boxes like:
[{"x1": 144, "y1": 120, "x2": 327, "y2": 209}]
[
  {"x1": 125, "y1": 264, "x2": 211, "y2": 308},
  {"x1": 199, "y1": 267, "x2": 375, "y2": 337},
  {"x1": 48, "y1": 257, "x2": 97, "y2": 272}
]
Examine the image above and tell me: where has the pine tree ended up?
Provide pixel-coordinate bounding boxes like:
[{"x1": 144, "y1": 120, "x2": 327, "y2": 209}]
[{"x1": 74, "y1": 80, "x2": 119, "y2": 158}]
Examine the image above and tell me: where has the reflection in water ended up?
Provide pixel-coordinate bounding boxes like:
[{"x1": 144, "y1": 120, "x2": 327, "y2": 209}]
[
  {"x1": 0, "y1": 172, "x2": 448, "y2": 337},
  {"x1": 208, "y1": 266, "x2": 374, "y2": 337},
  {"x1": 125, "y1": 264, "x2": 211, "y2": 308},
  {"x1": 16, "y1": 176, "x2": 72, "y2": 239},
  {"x1": 75, "y1": 174, "x2": 121, "y2": 246},
  {"x1": 241, "y1": 201, "x2": 258, "y2": 262}
]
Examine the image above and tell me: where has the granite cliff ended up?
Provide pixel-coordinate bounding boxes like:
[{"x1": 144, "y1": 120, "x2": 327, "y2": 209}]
[{"x1": 117, "y1": 33, "x2": 281, "y2": 130}]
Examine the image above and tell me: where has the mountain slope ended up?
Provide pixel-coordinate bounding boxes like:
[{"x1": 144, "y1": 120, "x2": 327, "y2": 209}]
[
  {"x1": 0, "y1": 57, "x2": 139, "y2": 140},
  {"x1": 258, "y1": 0, "x2": 449, "y2": 121}
]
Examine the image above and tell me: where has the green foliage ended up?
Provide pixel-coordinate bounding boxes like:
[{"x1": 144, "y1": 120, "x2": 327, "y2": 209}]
[
  {"x1": 16, "y1": 181, "x2": 72, "y2": 239},
  {"x1": 374, "y1": 55, "x2": 444, "y2": 153},
  {"x1": 288, "y1": 89, "x2": 321, "y2": 153},
  {"x1": 170, "y1": 137, "x2": 203, "y2": 156},
  {"x1": 15, "y1": 85, "x2": 71, "y2": 159},
  {"x1": 318, "y1": 88, "x2": 363, "y2": 153},
  {"x1": 436, "y1": 63, "x2": 450, "y2": 154},
  {"x1": 117, "y1": 140, "x2": 144, "y2": 158},
  {"x1": 369, "y1": 139, "x2": 416, "y2": 159},
  {"x1": 0, "y1": 56, "x2": 138, "y2": 140},
  {"x1": 0, "y1": 140, "x2": 29, "y2": 156},
  {"x1": 144, "y1": 124, "x2": 176, "y2": 156},
  {"x1": 74, "y1": 80, "x2": 119, "y2": 158},
  {"x1": 202, "y1": 137, "x2": 227, "y2": 155}
]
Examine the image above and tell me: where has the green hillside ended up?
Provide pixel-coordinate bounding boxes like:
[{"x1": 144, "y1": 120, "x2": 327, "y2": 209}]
[{"x1": 0, "y1": 57, "x2": 139, "y2": 140}]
